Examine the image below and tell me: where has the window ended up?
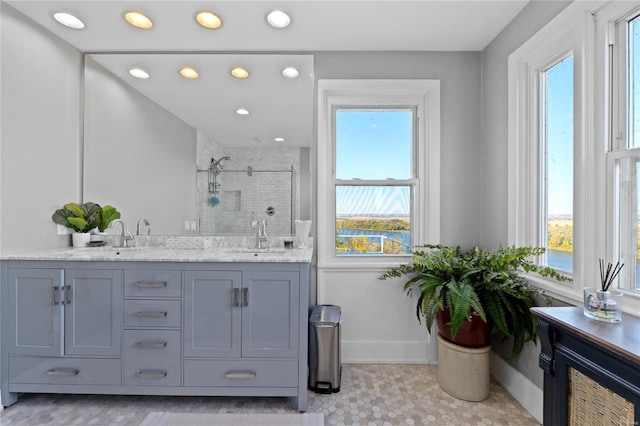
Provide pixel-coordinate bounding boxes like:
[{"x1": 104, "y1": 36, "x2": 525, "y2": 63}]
[
  {"x1": 542, "y1": 54, "x2": 574, "y2": 273},
  {"x1": 335, "y1": 110, "x2": 414, "y2": 256},
  {"x1": 509, "y1": 1, "x2": 640, "y2": 310},
  {"x1": 610, "y1": 10, "x2": 640, "y2": 292},
  {"x1": 507, "y1": 3, "x2": 585, "y2": 301},
  {"x1": 317, "y1": 80, "x2": 440, "y2": 267}
]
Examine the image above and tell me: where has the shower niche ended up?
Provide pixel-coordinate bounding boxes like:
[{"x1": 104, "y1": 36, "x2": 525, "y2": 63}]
[{"x1": 197, "y1": 160, "x2": 296, "y2": 237}]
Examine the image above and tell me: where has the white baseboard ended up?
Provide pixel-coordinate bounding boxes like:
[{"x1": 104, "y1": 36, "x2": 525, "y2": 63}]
[
  {"x1": 342, "y1": 340, "x2": 435, "y2": 364},
  {"x1": 490, "y1": 352, "x2": 542, "y2": 423}
]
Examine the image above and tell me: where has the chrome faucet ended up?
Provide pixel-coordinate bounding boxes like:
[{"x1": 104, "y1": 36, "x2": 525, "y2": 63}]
[
  {"x1": 136, "y1": 218, "x2": 151, "y2": 236},
  {"x1": 253, "y1": 219, "x2": 268, "y2": 249},
  {"x1": 109, "y1": 219, "x2": 135, "y2": 247}
]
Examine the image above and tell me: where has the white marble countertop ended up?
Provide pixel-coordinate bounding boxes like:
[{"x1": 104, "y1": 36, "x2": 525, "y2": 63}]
[{"x1": 1, "y1": 246, "x2": 313, "y2": 263}]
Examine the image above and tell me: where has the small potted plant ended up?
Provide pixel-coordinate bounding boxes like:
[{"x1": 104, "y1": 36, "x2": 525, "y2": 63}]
[
  {"x1": 91, "y1": 205, "x2": 121, "y2": 243},
  {"x1": 52, "y1": 202, "x2": 120, "y2": 247}
]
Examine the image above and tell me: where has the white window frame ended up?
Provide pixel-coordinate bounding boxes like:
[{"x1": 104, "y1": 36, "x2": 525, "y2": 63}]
[
  {"x1": 317, "y1": 80, "x2": 440, "y2": 269},
  {"x1": 508, "y1": 3, "x2": 592, "y2": 304},
  {"x1": 605, "y1": 4, "x2": 640, "y2": 295},
  {"x1": 509, "y1": 1, "x2": 640, "y2": 315}
]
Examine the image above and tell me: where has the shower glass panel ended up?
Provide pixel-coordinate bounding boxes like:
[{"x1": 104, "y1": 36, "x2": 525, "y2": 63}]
[{"x1": 197, "y1": 167, "x2": 295, "y2": 236}]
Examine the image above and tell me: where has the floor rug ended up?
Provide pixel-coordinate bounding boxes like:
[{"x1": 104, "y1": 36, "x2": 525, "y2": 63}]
[{"x1": 138, "y1": 411, "x2": 324, "y2": 426}]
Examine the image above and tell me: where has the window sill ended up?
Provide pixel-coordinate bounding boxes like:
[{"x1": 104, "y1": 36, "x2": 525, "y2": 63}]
[{"x1": 525, "y1": 273, "x2": 640, "y2": 318}]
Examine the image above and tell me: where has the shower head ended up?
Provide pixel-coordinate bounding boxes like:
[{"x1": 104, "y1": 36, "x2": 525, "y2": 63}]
[{"x1": 216, "y1": 156, "x2": 231, "y2": 169}]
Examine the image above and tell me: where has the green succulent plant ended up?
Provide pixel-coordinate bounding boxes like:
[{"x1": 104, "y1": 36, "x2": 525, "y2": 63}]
[
  {"x1": 52, "y1": 202, "x2": 120, "y2": 233},
  {"x1": 380, "y1": 244, "x2": 571, "y2": 357}
]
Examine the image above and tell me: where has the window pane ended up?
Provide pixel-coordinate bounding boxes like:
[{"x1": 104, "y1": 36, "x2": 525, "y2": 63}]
[
  {"x1": 335, "y1": 110, "x2": 412, "y2": 180},
  {"x1": 336, "y1": 186, "x2": 411, "y2": 255},
  {"x1": 544, "y1": 55, "x2": 573, "y2": 272},
  {"x1": 630, "y1": 15, "x2": 640, "y2": 148},
  {"x1": 614, "y1": 157, "x2": 639, "y2": 291}
]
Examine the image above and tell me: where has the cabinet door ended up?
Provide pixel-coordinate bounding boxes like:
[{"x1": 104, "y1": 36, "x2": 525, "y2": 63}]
[
  {"x1": 64, "y1": 269, "x2": 123, "y2": 356},
  {"x1": 241, "y1": 271, "x2": 299, "y2": 358},
  {"x1": 184, "y1": 271, "x2": 241, "y2": 358},
  {"x1": 7, "y1": 268, "x2": 63, "y2": 356}
]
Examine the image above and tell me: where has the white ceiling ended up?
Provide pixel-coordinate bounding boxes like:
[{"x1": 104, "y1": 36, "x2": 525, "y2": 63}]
[{"x1": 5, "y1": 1, "x2": 529, "y2": 147}]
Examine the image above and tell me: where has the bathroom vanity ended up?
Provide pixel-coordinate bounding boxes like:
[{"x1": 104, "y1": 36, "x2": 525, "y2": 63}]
[{"x1": 0, "y1": 245, "x2": 312, "y2": 411}]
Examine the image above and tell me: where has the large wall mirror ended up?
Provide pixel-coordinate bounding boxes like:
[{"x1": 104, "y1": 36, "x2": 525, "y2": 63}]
[{"x1": 83, "y1": 53, "x2": 314, "y2": 236}]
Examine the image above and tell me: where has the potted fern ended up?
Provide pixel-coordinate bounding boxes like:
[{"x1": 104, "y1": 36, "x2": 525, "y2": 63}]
[{"x1": 379, "y1": 244, "x2": 570, "y2": 357}]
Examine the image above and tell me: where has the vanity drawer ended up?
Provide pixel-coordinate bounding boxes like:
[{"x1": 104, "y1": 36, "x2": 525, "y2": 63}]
[
  {"x1": 124, "y1": 270, "x2": 181, "y2": 298},
  {"x1": 9, "y1": 356, "x2": 121, "y2": 385},
  {"x1": 124, "y1": 358, "x2": 180, "y2": 387},
  {"x1": 124, "y1": 330, "x2": 181, "y2": 358},
  {"x1": 183, "y1": 359, "x2": 298, "y2": 388},
  {"x1": 124, "y1": 300, "x2": 181, "y2": 328}
]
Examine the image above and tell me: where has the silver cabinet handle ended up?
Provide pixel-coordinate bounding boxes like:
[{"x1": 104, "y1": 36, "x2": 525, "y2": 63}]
[
  {"x1": 242, "y1": 288, "x2": 249, "y2": 307},
  {"x1": 233, "y1": 288, "x2": 240, "y2": 307},
  {"x1": 135, "y1": 340, "x2": 167, "y2": 349},
  {"x1": 52, "y1": 286, "x2": 60, "y2": 305},
  {"x1": 136, "y1": 369, "x2": 167, "y2": 379},
  {"x1": 224, "y1": 370, "x2": 256, "y2": 379},
  {"x1": 135, "y1": 311, "x2": 168, "y2": 317},
  {"x1": 62, "y1": 286, "x2": 72, "y2": 305},
  {"x1": 133, "y1": 281, "x2": 167, "y2": 288},
  {"x1": 47, "y1": 368, "x2": 79, "y2": 376}
]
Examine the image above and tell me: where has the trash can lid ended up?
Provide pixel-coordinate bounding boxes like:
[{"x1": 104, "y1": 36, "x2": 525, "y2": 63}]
[{"x1": 310, "y1": 304, "x2": 342, "y2": 325}]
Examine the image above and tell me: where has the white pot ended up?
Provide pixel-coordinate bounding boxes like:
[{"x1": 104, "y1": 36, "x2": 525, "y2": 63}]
[{"x1": 72, "y1": 232, "x2": 91, "y2": 248}]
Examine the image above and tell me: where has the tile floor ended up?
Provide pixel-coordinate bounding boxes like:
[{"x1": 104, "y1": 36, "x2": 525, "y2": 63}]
[{"x1": 0, "y1": 364, "x2": 540, "y2": 426}]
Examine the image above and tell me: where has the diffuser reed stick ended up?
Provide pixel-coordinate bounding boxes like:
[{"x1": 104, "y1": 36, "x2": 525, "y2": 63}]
[{"x1": 599, "y1": 259, "x2": 624, "y2": 292}]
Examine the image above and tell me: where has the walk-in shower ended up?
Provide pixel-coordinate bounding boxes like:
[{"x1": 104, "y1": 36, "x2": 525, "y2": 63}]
[{"x1": 197, "y1": 159, "x2": 295, "y2": 236}]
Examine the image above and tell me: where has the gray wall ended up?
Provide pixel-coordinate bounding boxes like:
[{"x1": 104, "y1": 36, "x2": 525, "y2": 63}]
[
  {"x1": 83, "y1": 58, "x2": 197, "y2": 236},
  {"x1": 315, "y1": 51, "x2": 482, "y2": 248},
  {"x1": 480, "y1": 1, "x2": 573, "y2": 388},
  {"x1": 1, "y1": 3, "x2": 83, "y2": 253}
]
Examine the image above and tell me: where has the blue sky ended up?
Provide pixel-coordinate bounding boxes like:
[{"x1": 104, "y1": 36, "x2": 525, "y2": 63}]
[
  {"x1": 545, "y1": 54, "x2": 573, "y2": 217},
  {"x1": 335, "y1": 110, "x2": 412, "y2": 216}
]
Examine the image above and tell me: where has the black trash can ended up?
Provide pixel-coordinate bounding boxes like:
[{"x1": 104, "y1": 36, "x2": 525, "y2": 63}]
[{"x1": 308, "y1": 304, "x2": 342, "y2": 393}]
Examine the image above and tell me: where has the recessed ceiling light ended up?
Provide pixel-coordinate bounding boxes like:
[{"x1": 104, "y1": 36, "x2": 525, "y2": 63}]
[
  {"x1": 281, "y1": 67, "x2": 299, "y2": 78},
  {"x1": 128, "y1": 68, "x2": 150, "y2": 79},
  {"x1": 52, "y1": 12, "x2": 85, "y2": 29},
  {"x1": 236, "y1": 108, "x2": 249, "y2": 116},
  {"x1": 274, "y1": 137, "x2": 285, "y2": 142},
  {"x1": 179, "y1": 67, "x2": 199, "y2": 79},
  {"x1": 195, "y1": 11, "x2": 222, "y2": 29},
  {"x1": 266, "y1": 10, "x2": 291, "y2": 29},
  {"x1": 230, "y1": 67, "x2": 250, "y2": 79},
  {"x1": 124, "y1": 11, "x2": 153, "y2": 29}
]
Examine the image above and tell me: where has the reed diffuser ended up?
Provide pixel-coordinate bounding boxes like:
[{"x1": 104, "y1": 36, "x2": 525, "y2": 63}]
[{"x1": 583, "y1": 259, "x2": 624, "y2": 323}]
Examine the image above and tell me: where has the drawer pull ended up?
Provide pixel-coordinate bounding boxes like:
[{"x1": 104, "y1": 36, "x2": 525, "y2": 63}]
[
  {"x1": 133, "y1": 281, "x2": 167, "y2": 288},
  {"x1": 47, "y1": 368, "x2": 79, "y2": 376},
  {"x1": 135, "y1": 340, "x2": 167, "y2": 349},
  {"x1": 136, "y1": 369, "x2": 167, "y2": 379},
  {"x1": 62, "y1": 285, "x2": 72, "y2": 305},
  {"x1": 242, "y1": 288, "x2": 249, "y2": 307},
  {"x1": 233, "y1": 288, "x2": 240, "y2": 307},
  {"x1": 224, "y1": 370, "x2": 256, "y2": 380},
  {"x1": 135, "y1": 311, "x2": 168, "y2": 318},
  {"x1": 52, "y1": 286, "x2": 60, "y2": 305}
]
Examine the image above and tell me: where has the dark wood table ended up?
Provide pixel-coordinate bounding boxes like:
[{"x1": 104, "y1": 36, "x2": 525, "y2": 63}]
[{"x1": 531, "y1": 307, "x2": 640, "y2": 425}]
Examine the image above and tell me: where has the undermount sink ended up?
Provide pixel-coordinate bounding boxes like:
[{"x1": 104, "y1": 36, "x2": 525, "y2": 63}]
[{"x1": 225, "y1": 248, "x2": 287, "y2": 254}]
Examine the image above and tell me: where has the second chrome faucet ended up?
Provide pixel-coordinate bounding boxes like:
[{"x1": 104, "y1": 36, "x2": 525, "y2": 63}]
[{"x1": 252, "y1": 218, "x2": 268, "y2": 249}]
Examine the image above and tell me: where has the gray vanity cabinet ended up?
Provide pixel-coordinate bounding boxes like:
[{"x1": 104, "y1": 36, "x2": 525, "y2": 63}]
[
  {"x1": 6, "y1": 268, "x2": 64, "y2": 357},
  {"x1": 6, "y1": 268, "x2": 122, "y2": 357},
  {"x1": 63, "y1": 269, "x2": 123, "y2": 356},
  {"x1": 241, "y1": 271, "x2": 299, "y2": 358},
  {"x1": 2, "y1": 259, "x2": 310, "y2": 412},
  {"x1": 184, "y1": 270, "x2": 242, "y2": 358}
]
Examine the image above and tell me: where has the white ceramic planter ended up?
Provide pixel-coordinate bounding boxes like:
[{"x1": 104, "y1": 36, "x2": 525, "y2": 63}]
[{"x1": 72, "y1": 232, "x2": 90, "y2": 248}]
